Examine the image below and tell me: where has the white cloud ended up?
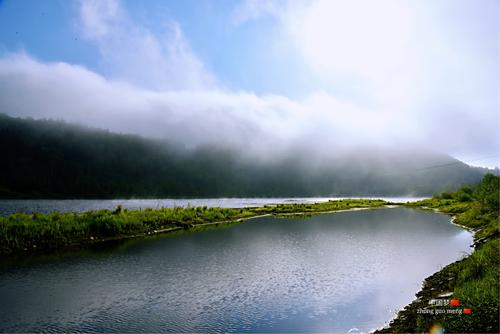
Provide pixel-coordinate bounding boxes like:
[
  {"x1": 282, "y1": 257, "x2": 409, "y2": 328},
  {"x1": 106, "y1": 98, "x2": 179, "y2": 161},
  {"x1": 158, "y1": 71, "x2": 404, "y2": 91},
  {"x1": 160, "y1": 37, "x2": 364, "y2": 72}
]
[
  {"x1": 230, "y1": 0, "x2": 285, "y2": 26},
  {"x1": 78, "y1": 0, "x2": 215, "y2": 91},
  {"x1": 0, "y1": 54, "x2": 289, "y2": 154},
  {"x1": 291, "y1": 0, "x2": 415, "y2": 85},
  {"x1": 280, "y1": 0, "x2": 499, "y2": 163},
  {"x1": 1, "y1": 51, "x2": 482, "y2": 157},
  {"x1": 80, "y1": 0, "x2": 123, "y2": 39},
  {"x1": 0, "y1": 54, "x2": 422, "y2": 155},
  {"x1": 286, "y1": 0, "x2": 499, "y2": 107},
  {"x1": 0, "y1": 0, "x2": 497, "y2": 166}
]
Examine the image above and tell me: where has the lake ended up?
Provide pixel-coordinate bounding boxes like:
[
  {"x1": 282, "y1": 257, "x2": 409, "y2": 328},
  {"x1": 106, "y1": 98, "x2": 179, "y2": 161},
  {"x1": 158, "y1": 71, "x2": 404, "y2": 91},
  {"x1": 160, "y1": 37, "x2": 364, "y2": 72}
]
[
  {"x1": 0, "y1": 197, "x2": 427, "y2": 216},
  {"x1": 0, "y1": 207, "x2": 471, "y2": 333}
]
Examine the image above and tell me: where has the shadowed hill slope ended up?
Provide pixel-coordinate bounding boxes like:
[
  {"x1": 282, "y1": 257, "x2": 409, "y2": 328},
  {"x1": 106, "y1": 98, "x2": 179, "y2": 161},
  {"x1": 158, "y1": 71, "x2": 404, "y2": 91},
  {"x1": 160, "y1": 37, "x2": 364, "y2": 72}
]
[{"x1": 0, "y1": 114, "x2": 490, "y2": 198}]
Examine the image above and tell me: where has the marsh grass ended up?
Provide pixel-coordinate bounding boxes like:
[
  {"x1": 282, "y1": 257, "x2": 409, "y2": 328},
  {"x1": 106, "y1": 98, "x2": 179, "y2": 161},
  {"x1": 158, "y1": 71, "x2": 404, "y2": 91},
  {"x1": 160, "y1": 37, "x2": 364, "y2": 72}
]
[{"x1": 0, "y1": 199, "x2": 388, "y2": 254}]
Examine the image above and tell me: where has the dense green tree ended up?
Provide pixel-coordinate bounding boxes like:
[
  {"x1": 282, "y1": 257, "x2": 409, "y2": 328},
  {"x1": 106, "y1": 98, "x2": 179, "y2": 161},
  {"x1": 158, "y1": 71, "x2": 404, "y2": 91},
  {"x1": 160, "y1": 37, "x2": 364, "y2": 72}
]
[
  {"x1": 474, "y1": 174, "x2": 500, "y2": 212},
  {"x1": 0, "y1": 114, "x2": 492, "y2": 198}
]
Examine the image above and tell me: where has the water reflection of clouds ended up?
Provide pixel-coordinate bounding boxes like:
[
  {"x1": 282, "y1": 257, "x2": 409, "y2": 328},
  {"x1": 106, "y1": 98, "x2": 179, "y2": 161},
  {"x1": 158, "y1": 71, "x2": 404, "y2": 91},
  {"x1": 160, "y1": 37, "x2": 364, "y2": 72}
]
[{"x1": 0, "y1": 208, "x2": 472, "y2": 333}]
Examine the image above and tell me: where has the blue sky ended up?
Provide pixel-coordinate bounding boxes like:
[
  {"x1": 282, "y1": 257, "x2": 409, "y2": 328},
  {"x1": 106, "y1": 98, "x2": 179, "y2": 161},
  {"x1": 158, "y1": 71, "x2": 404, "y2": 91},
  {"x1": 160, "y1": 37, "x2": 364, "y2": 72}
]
[
  {"x1": 0, "y1": 0, "x2": 318, "y2": 97},
  {"x1": 0, "y1": 0, "x2": 498, "y2": 167},
  {"x1": 0, "y1": 1, "x2": 97, "y2": 70}
]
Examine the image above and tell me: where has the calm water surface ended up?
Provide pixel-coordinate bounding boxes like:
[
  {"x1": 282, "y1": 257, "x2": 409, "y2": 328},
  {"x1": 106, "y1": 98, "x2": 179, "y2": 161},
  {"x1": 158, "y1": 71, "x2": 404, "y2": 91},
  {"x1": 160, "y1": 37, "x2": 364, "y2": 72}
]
[
  {"x1": 0, "y1": 208, "x2": 471, "y2": 333},
  {"x1": 0, "y1": 197, "x2": 427, "y2": 216}
]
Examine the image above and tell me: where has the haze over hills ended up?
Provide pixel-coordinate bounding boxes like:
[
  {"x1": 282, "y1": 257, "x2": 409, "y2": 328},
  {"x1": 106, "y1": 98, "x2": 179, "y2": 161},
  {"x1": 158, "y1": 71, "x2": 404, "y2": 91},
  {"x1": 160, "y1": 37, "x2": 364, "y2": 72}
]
[
  {"x1": 1, "y1": 0, "x2": 498, "y2": 172},
  {"x1": 0, "y1": 114, "x2": 490, "y2": 199}
]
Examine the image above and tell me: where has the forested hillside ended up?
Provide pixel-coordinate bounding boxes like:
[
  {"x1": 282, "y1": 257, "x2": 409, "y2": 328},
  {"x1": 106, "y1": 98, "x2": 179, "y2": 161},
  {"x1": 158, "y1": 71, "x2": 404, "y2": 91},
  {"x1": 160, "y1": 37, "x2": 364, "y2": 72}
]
[{"x1": 0, "y1": 114, "x2": 490, "y2": 198}]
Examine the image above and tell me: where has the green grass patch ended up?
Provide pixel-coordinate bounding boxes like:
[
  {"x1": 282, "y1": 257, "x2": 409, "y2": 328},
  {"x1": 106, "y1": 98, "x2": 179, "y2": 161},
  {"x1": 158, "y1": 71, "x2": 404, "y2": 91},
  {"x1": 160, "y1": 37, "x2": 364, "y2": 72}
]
[{"x1": 0, "y1": 199, "x2": 389, "y2": 254}]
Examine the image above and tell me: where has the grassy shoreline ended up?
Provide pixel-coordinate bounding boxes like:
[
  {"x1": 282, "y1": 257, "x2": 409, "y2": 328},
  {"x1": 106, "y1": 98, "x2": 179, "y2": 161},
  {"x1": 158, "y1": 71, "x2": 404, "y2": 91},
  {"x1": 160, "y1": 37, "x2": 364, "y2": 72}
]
[
  {"x1": 0, "y1": 198, "x2": 388, "y2": 255},
  {"x1": 375, "y1": 175, "x2": 499, "y2": 333}
]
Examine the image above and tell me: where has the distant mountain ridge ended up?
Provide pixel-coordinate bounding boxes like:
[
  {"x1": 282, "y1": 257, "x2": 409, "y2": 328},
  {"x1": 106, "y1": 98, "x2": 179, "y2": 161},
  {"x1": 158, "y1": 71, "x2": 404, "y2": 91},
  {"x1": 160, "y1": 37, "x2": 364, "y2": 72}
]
[{"x1": 0, "y1": 114, "x2": 490, "y2": 198}]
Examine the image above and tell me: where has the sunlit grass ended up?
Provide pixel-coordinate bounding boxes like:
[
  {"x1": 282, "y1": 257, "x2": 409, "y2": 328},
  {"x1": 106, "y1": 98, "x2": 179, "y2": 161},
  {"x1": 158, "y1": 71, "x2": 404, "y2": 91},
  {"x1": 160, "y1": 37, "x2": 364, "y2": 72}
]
[{"x1": 0, "y1": 199, "x2": 389, "y2": 254}]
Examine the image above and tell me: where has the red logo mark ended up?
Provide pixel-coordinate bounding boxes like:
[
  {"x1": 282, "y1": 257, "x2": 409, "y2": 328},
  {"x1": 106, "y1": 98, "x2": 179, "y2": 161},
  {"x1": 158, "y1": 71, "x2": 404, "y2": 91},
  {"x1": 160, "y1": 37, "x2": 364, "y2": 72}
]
[
  {"x1": 463, "y1": 308, "x2": 472, "y2": 315},
  {"x1": 450, "y1": 299, "x2": 460, "y2": 307}
]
